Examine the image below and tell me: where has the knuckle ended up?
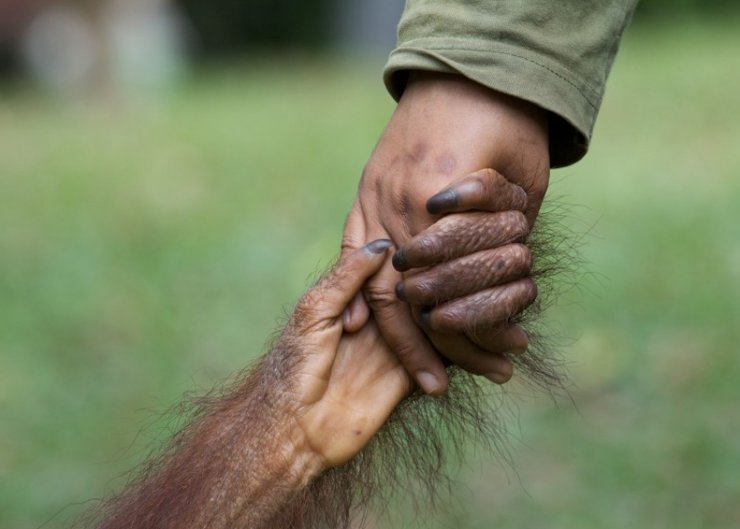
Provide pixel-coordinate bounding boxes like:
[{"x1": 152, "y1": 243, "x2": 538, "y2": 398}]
[
  {"x1": 364, "y1": 284, "x2": 397, "y2": 311},
  {"x1": 416, "y1": 235, "x2": 439, "y2": 254},
  {"x1": 522, "y1": 278, "x2": 538, "y2": 304},
  {"x1": 509, "y1": 243, "x2": 533, "y2": 273},
  {"x1": 413, "y1": 235, "x2": 443, "y2": 261},
  {"x1": 340, "y1": 236, "x2": 360, "y2": 254},
  {"x1": 512, "y1": 185, "x2": 529, "y2": 211},
  {"x1": 468, "y1": 172, "x2": 489, "y2": 196},
  {"x1": 453, "y1": 259, "x2": 485, "y2": 290},
  {"x1": 406, "y1": 278, "x2": 438, "y2": 304},
  {"x1": 488, "y1": 259, "x2": 509, "y2": 278},
  {"x1": 437, "y1": 212, "x2": 469, "y2": 233},
  {"x1": 433, "y1": 308, "x2": 466, "y2": 332},
  {"x1": 498, "y1": 210, "x2": 529, "y2": 241},
  {"x1": 482, "y1": 248, "x2": 510, "y2": 275},
  {"x1": 511, "y1": 210, "x2": 529, "y2": 233},
  {"x1": 475, "y1": 167, "x2": 500, "y2": 186},
  {"x1": 504, "y1": 278, "x2": 537, "y2": 317},
  {"x1": 471, "y1": 287, "x2": 514, "y2": 325},
  {"x1": 392, "y1": 340, "x2": 422, "y2": 363}
]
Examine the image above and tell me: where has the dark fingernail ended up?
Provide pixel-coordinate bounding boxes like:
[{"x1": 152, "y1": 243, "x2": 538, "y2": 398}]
[
  {"x1": 420, "y1": 307, "x2": 432, "y2": 327},
  {"x1": 395, "y1": 281, "x2": 406, "y2": 301},
  {"x1": 426, "y1": 189, "x2": 458, "y2": 214},
  {"x1": 392, "y1": 249, "x2": 410, "y2": 271},
  {"x1": 365, "y1": 239, "x2": 392, "y2": 254}
]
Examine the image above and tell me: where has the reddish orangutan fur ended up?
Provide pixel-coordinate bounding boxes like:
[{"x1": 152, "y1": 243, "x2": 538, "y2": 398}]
[{"x1": 80, "y1": 204, "x2": 577, "y2": 529}]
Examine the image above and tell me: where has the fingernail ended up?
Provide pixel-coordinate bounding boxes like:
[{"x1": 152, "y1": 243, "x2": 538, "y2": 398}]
[
  {"x1": 505, "y1": 347, "x2": 527, "y2": 356},
  {"x1": 483, "y1": 371, "x2": 511, "y2": 384},
  {"x1": 365, "y1": 239, "x2": 392, "y2": 254},
  {"x1": 392, "y1": 249, "x2": 409, "y2": 271},
  {"x1": 420, "y1": 307, "x2": 432, "y2": 327},
  {"x1": 416, "y1": 371, "x2": 444, "y2": 395},
  {"x1": 426, "y1": 189, "x2": 458, "y2": 214},
  {"x1": 395, "y1": 281, "x2": 406, "y2": 301},
  {"x1": 342, "y1": 307, "x2": 351, "y2": 327}
]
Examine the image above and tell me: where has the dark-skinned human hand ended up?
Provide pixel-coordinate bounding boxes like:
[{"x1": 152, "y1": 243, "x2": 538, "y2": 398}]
[{"x1": 341, "y1": 71, "x2": 549, "y2": 395}]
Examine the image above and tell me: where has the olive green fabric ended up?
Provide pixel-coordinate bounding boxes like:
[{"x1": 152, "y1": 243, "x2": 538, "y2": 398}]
[{"x1": 384, "y1": 0, "x2": 639, "y2": 167}]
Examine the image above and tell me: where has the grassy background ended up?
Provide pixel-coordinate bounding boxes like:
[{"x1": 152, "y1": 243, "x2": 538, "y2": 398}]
[{"x1": 1, "y1": 19, "x2": 739, "y2": 529}]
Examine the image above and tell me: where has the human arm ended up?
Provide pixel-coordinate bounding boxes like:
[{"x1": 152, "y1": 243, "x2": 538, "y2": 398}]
[
  {"x1": 343, "y1": 0, "x2": 638, "y2": 393},
  {"x1": 342, "y1": 71, "x2": 549, "y2": 394},
  {"x1": 385, "y1": 0, "x2": 639, "y2": 167}
]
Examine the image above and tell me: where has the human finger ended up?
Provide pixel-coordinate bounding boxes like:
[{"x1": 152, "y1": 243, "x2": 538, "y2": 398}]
[
  {"x1": 396, "y1": 243, "x2": 532, "y2": 306},
  {"x1": 298, "y1": 239, "x2": 392, "y2": 322},
  {"x1": 364, "y1": 256, "x2": 449, "y2": 395},
  {"x1": 392, "y1": 210, "x2": 529, "y2": 272},
  {"x1": 421, "y1": 278, "x2": 538, "y2": 333},
  {"x1": 426, "y1": 168, "x2": 528, "y2": 215}
]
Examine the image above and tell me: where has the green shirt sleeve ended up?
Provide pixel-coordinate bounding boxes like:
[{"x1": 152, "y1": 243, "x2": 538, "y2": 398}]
[{"x1": 384, "y1": 0, "x2": 638, "y2": 167}]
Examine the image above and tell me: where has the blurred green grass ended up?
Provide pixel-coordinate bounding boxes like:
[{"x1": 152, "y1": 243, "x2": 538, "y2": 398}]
[{"x1": 1, "y1": 20, "x2": 739, "y2": 529}]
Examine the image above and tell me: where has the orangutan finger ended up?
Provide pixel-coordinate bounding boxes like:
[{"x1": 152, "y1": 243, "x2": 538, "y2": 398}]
[
  {"x1": 392, "y1": 210, "x2": 529, "y2": 272},
  {"x1": 424, "y1": 330, "x2": 514, "y2": 384},
  {"x1": 467, "y1": 325, "x2": 529, "y2": 356},
  {"x1": 421, "y1": 278, "x2": 537, "y2": 333},
  {"x1": 301, "y1": 239, "x2": 391, "y2": 321},
  {"x1": 426, "y1": 168, "x2": 528, "y2": 215},
  {"x1": 396, "y1": 243, "x2": 532, "y2": 306}
]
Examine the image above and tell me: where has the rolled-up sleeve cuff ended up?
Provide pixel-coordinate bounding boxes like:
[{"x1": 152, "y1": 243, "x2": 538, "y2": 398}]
[{"x1": 384, "y1": 40, "x2": 597, "y2": 168}]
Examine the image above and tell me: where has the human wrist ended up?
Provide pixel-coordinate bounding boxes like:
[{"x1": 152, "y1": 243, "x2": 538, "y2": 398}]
[
  {"x1": 379, "y1": 71, "x2": 550, "y2": 225},
  {"x1": 402, "y1": 71, "x2": 549, "y2": 166}
]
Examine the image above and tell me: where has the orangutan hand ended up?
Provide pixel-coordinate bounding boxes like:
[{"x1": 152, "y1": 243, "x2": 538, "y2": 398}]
[
  {"x1": 287, "y1": 240, "x2": 412, "y2": 468},
  {"x1": 392, "y1": 168, "x2": 537, "y2": 383}
]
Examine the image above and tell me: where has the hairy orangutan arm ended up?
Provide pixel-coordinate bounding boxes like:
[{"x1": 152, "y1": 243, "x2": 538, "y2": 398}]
[
  {"x1": 91, "y1": 240, "x2": 412, "y2": 529},
  {"x1": 90, "y1": 180, "x2": 552, "y2": 529}
]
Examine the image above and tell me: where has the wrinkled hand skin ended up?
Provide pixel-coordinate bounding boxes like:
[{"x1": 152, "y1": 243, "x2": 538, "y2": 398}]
[
  {"x1": 287, "y1": 241, "x2": 413, "y2": 468},
  {"x1": 342, "y1": 71, "x2": 550, "y2": 394},
  {"x1": 393, "y1": 169, "x2": 539, "y2": 380},
  {"x1": 89, "y1": 241, "x2": 413, "y2": 529}
]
